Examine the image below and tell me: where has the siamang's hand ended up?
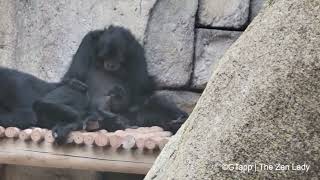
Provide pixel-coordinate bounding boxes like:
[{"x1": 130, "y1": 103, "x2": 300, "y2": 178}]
[
  {"x1": 52, "y1": 122, "x2": 81, "y2": 144},
  {"x1": 107, "y1": 86, "x2": 129, "y2": 112},
  {"x1": 82, "y1": 113, "x2": 102, "y2": 131},
  {"x1": 108, "y1": 86, "x2": 126, "y2": 99}
]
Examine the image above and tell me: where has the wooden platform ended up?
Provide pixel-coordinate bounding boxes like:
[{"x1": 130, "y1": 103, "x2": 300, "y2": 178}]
[{"x1": 0, "y1": 137, "x2": 159, "y2": 175}]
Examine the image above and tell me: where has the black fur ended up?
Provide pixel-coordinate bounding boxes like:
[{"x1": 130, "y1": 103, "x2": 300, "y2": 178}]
[
  {"x1": 89, "y1": 92, "x2": 188, "y2": 134},
  {"x1": 0, "y1": 67, "x2": 57, "y2": 128}
]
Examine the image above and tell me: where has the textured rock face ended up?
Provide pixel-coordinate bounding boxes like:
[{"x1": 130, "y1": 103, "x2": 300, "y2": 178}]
[
  {"x1": 155, "y1": 90, "x2": 201, "y2": 114},
  {"x1": 144, "y1": 0, "x2": 198, "y2": 88},
  {"x1": 0, "y1": 0, "x2": 156, "y2": 82},
  {"x1": 192, "y1": 29, "x2": 241, "y2": 89},
  {"x1": 198, "y1": 0, "x2": 250, "y2": 29},
  {"x1": 250, "y1": 0, "x2": 265, "y2": 21},
  {"x1": 145, "y1": 0, "x2": 320, "y2": 179}
]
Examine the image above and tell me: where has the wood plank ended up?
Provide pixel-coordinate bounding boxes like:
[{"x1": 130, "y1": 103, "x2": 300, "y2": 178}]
[
  {"x1": 4, "y1": 165, "x2": 100, "y2": 180},
  {"x1": 0, "y1": 138, "x2": 159, "y2": 174},
  {"x1": 0, "y1": 164, "x2": 5, "y2": 180}
]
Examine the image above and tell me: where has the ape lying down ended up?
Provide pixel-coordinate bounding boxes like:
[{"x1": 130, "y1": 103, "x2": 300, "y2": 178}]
[{"x1": 0, "y1": 25, "x2": 188, "y2": 144}]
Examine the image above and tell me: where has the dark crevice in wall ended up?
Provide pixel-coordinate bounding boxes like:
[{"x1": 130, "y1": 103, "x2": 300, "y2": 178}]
[
  {"x1": 195, "y1": 25, "x2": 246, "y2": 32},
  {"x1": 186, "y1": 0, "x2": 200, "y2": 90},
  {"x1": 156, "y1": 86, "x2": 204, "y2": 94},
  {"x1": 249, "y1": 0, "x2": 254, "y2": 22},
  {"x1": 142, "y1": 0, "x2": 160, "y2": 46}
]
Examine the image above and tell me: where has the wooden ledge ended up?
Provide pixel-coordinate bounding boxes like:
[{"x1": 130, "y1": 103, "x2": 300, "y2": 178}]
[
  {"x1": 0, "y1": 126, "x2": 172, "y2": 174},
  {"x1": 0, "y1": 138, "x2": 157, "y2": 174}
]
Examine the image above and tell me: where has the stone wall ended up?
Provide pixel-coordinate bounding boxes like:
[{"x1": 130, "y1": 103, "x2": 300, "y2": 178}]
[{"x1": 0, "y1": 0, "x2": 265, "y2": 114}]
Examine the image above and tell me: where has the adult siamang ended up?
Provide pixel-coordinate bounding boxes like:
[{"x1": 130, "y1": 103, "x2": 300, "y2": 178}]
[
  {"x1": 0, "y1": 30, "x2": 104, "y2": 131},
  {"x1": 0, "y1": 67, "x2": 56, "y2": 129},
  {"x1": 31, "y1": 26, "x2": 151, "y2": 142},
  {"x1": 71, "y1": 26, "x2": 188, "y2": 134},
  {"x1": 0, "y1": 67, "x2": 90, "y2": 133},
  {"x1": 38, "y1": 26, "x2": 188, "y2": 142}
]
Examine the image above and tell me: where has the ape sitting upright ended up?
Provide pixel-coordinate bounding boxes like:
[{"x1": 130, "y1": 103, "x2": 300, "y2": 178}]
[{"x1": 78, "y1": 26, "x2": 188, "y2": 133}]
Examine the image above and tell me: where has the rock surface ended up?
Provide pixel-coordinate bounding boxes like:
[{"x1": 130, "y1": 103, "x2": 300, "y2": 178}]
[
  {"x1": 145, "y1": 0, "x2": 320, "y2": 179},
  {"x1": 155, "y1": 90, "x2": 201, "y2": 114},
  {"x1": 250, "y1": 0, "x2": 265, "y2": 21},
  {"x1": 192, "y1": 29, "x2": 241, "y2": 89},
  {"x1": 144, "y1": 0, "x2": 198, "y2": 88},
  {"x1": 0, "y1": 0, "x2": 156, "y2": 82},
  {"x1": 197, "y1": 0, "x2": 250, "y2": 29}
]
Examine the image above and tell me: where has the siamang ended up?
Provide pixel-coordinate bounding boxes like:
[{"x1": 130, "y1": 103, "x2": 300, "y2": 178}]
[
  {"x1": 0, "y1": 67, "x2": 91, "y2": 134},
  {"x1": 0, "y1": 29, "x2": 105, "y2": 131},
  {"x1": 0, "y1": 29, "x2": 105, "y2": 135},
  {"x1": 72, "y1": 26, "x2": 188, "y2": 133},
  {"x1": 86, "y1": 89, "x2": 188, "y2": 134},
  {"x1": 32, "y1": 79, "x2": 90, "y2": 142},
  {"x1": 44, "y1": 26, "x2": 156, "y2": 141},
  {"x1": 0, "y1": 67, "x2": 56, "y2": 129},
  {"x1": 39, "y1": 25, "x2": 188, "y2": 142}
]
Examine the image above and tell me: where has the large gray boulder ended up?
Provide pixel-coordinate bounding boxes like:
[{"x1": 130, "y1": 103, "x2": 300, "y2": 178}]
[
  {"x1": 144, "y1": 0, "x2": 198, "y2": 88},
  {"x1": 192, "y1": 29, "x2": 241, "y2": 89},
  {"x1": 145, "y1": 0, "x2": 320, "y2": 179},
  {"x1": 197, "y1": 0, "x2": 250, "y2": 29},
  {"x1": 0, "y1": 0, "x2": 156, "y2": 82},
  {"x1": 250, "y1": 0, "x2": 265, "y2": 21}
]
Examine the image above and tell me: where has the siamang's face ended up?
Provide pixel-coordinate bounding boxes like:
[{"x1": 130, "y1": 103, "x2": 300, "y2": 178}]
[{"x1": 97, "y1": 33, "x2": 126, "y2": 72}]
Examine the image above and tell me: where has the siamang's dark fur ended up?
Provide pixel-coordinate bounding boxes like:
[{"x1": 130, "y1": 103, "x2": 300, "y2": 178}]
[
  {"x1": 94, "y1": 93, "x2": 188, "y2": 134},
  {"x1": 0, "y1": 67, "x2": 57, "y2": 129},
  {"x1": 32, "y1": 79, "x2": 90, "y2": 143},
  {"x1": 0, "y1": 67, "x2": 90, "y2": 136}
]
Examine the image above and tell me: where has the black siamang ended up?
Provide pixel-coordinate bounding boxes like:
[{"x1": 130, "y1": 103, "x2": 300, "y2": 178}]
[
  {"x1": 0, "y1": 67, "x2": 90, "y2": 133},
  {"x1": 48, "y1": 26, "x2": 156, "y2": 141},
  {"x1": 72, "y1": 26, "x2": 188, "y2": 133},
  {"x1": 40, "y1": 26, "x2": 188, "y2": 142},
  {"x1": 0, "y1": 67, "x2": 56, "y2": 129},
  {"x1": 0, "y1": 30, "x2": 103, "y2": 131}
]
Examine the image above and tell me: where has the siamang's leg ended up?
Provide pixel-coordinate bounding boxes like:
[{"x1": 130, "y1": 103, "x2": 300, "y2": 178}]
[
  {"x1": 84, "y1": 108, "x2": 132, "y2": 132},
  {"x1": 52, "y1": 121, "x2": 83, "y2": 144},
  {"x1": 0, "y1": 108, "x2": 37, "y2": 129},
  {"x1": 145, "y1": 94, "x2": 188, "y2": 119},
  {"x1": 141, "y1": 95, "x2": 189, "y2": 133},
  {"x1": 33, "y1": 101, "x2": 81, "y2": 125},
  {"x1": 62, "y1": 30, "x2": 104, "y2": 81}
]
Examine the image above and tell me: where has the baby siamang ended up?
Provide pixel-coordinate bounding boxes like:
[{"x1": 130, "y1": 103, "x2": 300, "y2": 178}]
[{"x1": 86, "y1": 90, "x2": 188, "y2": 134}]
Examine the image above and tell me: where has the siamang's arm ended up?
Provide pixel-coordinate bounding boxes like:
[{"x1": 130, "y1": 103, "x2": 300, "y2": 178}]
[
  {"x1": 62, "y1": 30, "x2": 104, "y2": 82},
  {"x1": 52, "y1": 121, "x2": 83, "y2": 144},
  {"x1": 0, "y1": 108, "x2": 37, "y2": 129},
  {"x1": 135, "y1": 94, "x2": 189, "y2": 133}
]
